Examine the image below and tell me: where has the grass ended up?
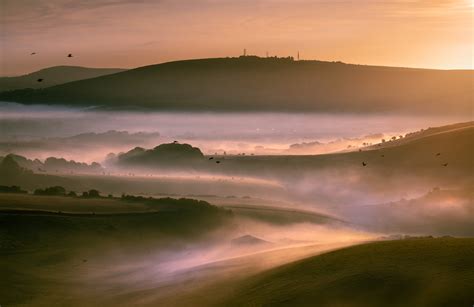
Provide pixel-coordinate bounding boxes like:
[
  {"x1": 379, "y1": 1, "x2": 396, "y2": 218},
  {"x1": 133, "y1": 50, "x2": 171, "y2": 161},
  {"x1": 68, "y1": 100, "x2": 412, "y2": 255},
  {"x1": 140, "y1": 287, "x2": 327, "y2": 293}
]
[
  {"x1": 0, "y1": 197, "x2": 234, "y2": 305},
  {"x1": 225, "y1": 238, "x2": 474, "y2": 307}
]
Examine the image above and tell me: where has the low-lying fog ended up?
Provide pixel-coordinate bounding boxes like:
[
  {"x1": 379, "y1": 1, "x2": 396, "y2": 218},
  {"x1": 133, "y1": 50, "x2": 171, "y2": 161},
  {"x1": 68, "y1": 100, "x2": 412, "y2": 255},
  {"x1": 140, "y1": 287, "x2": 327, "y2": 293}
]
[
  {"x1": 0, "y1": 102, "x2": 469, "y2": 162},
  {"x1": 1, "y1": 102, "x2": 472, "y2": 305}
]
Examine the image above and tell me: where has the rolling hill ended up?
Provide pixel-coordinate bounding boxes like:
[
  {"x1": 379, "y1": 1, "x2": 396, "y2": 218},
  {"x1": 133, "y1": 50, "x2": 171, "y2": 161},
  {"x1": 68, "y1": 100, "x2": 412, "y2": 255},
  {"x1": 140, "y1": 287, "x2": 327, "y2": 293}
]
[
  {"x1": 0, "y1": 66, "x2": 126, "y2": 92},
  {"x1": 0, "y1": 57, "x2": 472, "y2": 114},
  {"x1": 225, "y1": 238, "x2": 474, "y2": 307},
  {"x1": 113, "y1": 122, "x2": 474, "y2": 180}
]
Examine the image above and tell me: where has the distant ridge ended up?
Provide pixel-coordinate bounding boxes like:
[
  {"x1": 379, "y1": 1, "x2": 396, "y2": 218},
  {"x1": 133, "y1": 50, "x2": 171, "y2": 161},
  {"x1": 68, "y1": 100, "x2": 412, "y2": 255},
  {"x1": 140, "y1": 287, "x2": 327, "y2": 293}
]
[
  {"x1": 0, "y1": 66, "x2": 126, "y2": 92},
  {"x1": 0, "y1": 57, "x2": 472, "y2": 114}
]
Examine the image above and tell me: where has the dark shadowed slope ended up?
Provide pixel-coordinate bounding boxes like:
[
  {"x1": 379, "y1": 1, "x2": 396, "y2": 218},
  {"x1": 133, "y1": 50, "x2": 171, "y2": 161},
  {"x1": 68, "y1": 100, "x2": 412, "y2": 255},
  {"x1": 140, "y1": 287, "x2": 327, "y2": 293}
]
[
  {"x1": 225, "y1": 238, "x2": 474, "y2": 307},
  {"x1": 0, "y1": 66, "x2": 126, "y2": 92},
  {"x1": 0, "y1": 57, "x2": 471, "y2": 114}
]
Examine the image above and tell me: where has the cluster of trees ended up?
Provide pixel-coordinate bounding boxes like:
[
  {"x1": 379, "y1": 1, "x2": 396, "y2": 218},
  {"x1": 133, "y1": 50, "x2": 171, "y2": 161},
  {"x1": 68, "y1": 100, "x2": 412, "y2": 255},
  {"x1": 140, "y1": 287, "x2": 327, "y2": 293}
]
[
  {"x1": 34, "y1": 186, "x2": 66, "y2": 196},
  {"x1": 81, "y1": 189, "x2": 101, "y2": 198},
  {"x1": 381, "y1": 135, "x2": 404, "y2": 143},
  {"x1": 120, "y1": 194, "x2": 224, "y2": 213},
  {"x1": 0, "y1": 185, "x2": 27, "y2": 194},
  {"x1": 33, "y1": 186, "x2": 102, "y2": 198}
]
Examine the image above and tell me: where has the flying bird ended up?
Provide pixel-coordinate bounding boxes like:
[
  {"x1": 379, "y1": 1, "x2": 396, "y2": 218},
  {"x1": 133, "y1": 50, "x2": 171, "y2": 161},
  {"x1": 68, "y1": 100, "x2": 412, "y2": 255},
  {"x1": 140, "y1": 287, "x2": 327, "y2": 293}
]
[
  {"x1": 442, "y1": 163, "x2": 448, "y2": 167},
  {"x1": 31, "y1": 52, "x2": 36, "y2": 55},
  {"x1": 67, "y1": 53, "x2": 73, "y2": 57},
  {"x1": 362, "y1": 162, "x2": 367, "y2": 166},
  {"x1": 216, "y1": 161, "x2": 221, "y2": 164},
  {"x1": 436, "y1": 153, "x2": 441, "y2": 156},
  {"x1": 37, "y1": 78, "x2": 43, "y2": 82},
  {"x1": 380, "y1": 154, "x2": 385, "y2": 157},
  {"x1": 208, "y1": 157, "x2": 214, "y2": 160}
]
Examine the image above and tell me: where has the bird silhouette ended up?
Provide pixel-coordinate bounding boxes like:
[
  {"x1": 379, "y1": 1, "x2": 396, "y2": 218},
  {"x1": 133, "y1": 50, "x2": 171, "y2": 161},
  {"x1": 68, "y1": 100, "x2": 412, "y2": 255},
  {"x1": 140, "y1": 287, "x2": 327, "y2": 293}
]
[
  {"x1": 436, "y1": 153, "x2": 441, "y2": 156},
  {"x1": 31, "y1": 52, "x2": 36, "y2": 55},
  {"x1": 37, "y1": 78, "x2": 43, "y2": 82},
  {"x1": 216, "y1": 161, "x2": 221, "y2": 164},
  {"x1": 208, "y1": 157, "x2": 214, "y2": 160},
  {"x1": 362, "y1": 162, "x2": 367, "y2": 166},
  {"x1": 380, "y1": 154, "x2": 385, "y2": 157},
  {"x1": 442, "y1": 163, "x2": 448, "y2": 167},
  {"x1": 67, "y1": 53, "x2": 73, "y2": 57}
]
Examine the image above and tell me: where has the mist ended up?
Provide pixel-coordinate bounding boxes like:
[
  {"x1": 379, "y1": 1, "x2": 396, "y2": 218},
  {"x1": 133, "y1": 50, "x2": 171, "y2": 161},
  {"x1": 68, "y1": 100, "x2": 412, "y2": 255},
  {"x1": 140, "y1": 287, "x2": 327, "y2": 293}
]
[
  {"x1": 1, "y1": 102, "x2": 472, "y2": 305},
  {"x1": 1, "y1": 102, "x2": 469, "y2": 162}
]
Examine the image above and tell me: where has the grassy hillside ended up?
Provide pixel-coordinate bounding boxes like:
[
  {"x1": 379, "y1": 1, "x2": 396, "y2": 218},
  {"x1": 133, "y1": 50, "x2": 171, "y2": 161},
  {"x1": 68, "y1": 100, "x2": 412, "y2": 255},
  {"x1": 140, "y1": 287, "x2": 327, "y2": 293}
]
[
  {"x1": 0, "y1": 57, "x2": 471, "y2": 114},
  {"x1": 225, "y1": 238, "x2": 474, "y2": 307},
  {"x1": 0, "y1": 197, "x2": 233, "y2": 305},
  {"x1": 0, "y1": 66, "x2": 126, "y2": 92},
  {"x1": 207, "y1": 123, "x2": 474, "y2": 182}
]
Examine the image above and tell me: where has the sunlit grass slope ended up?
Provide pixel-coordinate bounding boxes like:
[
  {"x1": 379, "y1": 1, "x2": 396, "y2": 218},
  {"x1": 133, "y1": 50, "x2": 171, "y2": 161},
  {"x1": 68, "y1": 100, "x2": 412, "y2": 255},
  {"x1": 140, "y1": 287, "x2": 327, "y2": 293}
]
[{"x1": 226, "y1": 238, "x2": 474, "y2": 307}]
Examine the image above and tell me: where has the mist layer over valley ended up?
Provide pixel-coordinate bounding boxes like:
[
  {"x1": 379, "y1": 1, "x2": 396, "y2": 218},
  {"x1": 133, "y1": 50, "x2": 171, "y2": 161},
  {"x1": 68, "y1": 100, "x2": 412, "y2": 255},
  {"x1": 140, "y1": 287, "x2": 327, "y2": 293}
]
[
  {"x1": 2, "y1": 0, "x2": 473, "y2": 302},
  {"x1": 1, "y1": 102, "x2": 472, "y2": 305},
  {"x1": 0, "y1": 102, "x2": 469, "y2": 161}
]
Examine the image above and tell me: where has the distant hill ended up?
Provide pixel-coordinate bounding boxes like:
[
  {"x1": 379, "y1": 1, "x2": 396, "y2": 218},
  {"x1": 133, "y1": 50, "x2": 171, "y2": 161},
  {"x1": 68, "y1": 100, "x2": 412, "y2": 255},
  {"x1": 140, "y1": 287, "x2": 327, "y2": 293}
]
[
  {"x1": 116, "y1": 122, "x2": 473, "y2": 179},
  {"x1": 0, "y1": 66, "x2": 126, "y2": 92},
  {"x1": 225, "y1": 238, "x2": 474, "y2": 306},
  {"x1": 0, "y1": 57, "x2": 471, "y2": 114},
  {"x1": 0, "y1": 155, "x2": 75, "y2": 190},
  {"x1": 116, "y1": 142, "x2": 204, "y2": 167},
  {"x1": 0, "y1": 154, "x2": 103, "y2": 174},
  {"x1": 367, "y1": 121, "x2": 474, "y2": 150}
]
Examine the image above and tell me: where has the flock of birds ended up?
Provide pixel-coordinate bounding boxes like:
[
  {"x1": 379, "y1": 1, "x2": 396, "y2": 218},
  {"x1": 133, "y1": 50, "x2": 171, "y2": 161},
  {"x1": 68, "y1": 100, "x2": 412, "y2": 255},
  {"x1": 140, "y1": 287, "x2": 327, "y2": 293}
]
[
  {"x1": 208, "y1": 157, "x2": 221, "y2": 164},
  {"x1": 31, "y1": 52, "x2": 73, "y2": 83},
  {"x1": 361, "y1": 152, "x2": 448, "y2": 167}
]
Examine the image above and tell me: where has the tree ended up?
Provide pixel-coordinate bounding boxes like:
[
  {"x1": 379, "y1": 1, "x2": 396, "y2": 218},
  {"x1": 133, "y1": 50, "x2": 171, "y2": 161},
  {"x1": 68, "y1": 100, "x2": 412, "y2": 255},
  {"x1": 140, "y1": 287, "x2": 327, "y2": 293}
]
[
  {"x1": 34, "y1": 186, "x2": 66, "y2": 196},
  {"x1": 68, "y1": 191, "x2": 77, "y2": 197},
  {"x1": 88, "y1": 189, "x2": 100, "y2": 198}
]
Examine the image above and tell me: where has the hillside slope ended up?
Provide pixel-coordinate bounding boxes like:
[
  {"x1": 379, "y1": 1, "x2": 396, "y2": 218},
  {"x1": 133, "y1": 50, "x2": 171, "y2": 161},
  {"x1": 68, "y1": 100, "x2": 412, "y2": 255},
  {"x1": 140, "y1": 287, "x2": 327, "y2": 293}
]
[
  {"x1": 0, "y1": 57, "x2": 471, "y2": 114},
  {"x1": 218, "y1": 122, "x2": 474, "y2": 176},
  {"x1": 0, "y1": 66, "x2": 126, "y2": 92},
  {"x1": 225, "y1": 238, "x2": 474, "y2": 307}
]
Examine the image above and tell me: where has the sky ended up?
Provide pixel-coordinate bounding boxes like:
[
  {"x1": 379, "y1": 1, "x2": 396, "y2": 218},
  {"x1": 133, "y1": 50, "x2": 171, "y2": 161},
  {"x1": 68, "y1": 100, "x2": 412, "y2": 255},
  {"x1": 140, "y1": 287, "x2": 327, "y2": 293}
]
[{"x1": 1, "y1": 0, "x2": 472, "y2": 76}]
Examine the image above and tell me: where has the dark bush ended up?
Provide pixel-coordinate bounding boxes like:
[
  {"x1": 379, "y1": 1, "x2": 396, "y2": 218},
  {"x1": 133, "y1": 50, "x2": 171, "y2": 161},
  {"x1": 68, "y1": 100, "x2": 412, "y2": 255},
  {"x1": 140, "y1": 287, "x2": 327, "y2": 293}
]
[
  {"x1": 0, "y1": 185, "x2": 27, "y2": 194},
  {"x1": 34, "y1": 186, "x2": 66, "y2": 196},
  {"x1": 67, "y1": 191, "x2": 77, "y2": 197},
  {"x1": 87, "y1": 189, "x2": 100, "y2": 198}
]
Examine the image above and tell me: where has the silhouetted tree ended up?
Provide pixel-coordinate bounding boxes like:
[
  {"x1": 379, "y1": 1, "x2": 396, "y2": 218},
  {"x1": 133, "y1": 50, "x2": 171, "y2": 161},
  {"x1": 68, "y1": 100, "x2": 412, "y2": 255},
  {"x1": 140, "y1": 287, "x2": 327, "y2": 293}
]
[
  {"x1": 67, "y1": 191, "x2": 77, "y2": 197},
  {"x1": 0, "y1": 185, "x2": 27, "y2": 194},
  {"x1": 34, "y1": 186, "x2": 66, "y2": 196},
  {"x1": 87, "y1": 189, "x2": 100, "y2": 198}
]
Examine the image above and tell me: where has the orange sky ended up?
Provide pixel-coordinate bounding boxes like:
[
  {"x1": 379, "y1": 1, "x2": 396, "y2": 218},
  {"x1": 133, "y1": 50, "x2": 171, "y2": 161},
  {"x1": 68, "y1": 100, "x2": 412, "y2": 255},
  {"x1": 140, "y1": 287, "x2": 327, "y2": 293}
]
[{"x1": 1, "y1": 0, "x2": 472, "y2": 75}]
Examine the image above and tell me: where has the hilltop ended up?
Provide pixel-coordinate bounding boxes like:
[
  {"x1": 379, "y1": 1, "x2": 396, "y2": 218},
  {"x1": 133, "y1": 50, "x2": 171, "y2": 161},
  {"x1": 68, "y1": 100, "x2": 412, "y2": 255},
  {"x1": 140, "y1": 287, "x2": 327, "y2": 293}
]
[
  {"x1": 0, "y1": 57, "x2": 471, "y2": 114},
  {"x1": 225, "y1": 238, "x2": 474, "y2": 306},
  {"x1": 0, "y1": 66, "x2": 126, "y2": 92},
  {"x1": 116, "y1": 142, "x2": 204, "y2": 167}
]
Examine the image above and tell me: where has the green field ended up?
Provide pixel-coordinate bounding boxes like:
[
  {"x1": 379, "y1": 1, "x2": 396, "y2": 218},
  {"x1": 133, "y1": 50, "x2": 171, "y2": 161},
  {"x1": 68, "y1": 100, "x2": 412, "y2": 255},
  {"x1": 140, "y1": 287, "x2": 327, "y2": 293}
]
[{"x1": 225, "y1": 238, "x2": 474, "y2": 307}]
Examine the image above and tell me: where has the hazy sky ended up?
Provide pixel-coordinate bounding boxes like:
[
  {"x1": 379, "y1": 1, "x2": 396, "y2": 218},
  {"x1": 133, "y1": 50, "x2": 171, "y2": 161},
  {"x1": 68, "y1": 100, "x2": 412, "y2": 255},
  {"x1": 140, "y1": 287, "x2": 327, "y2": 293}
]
[{"x1": 1, "y1": 0, "x2": 472, "y2": 75}]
